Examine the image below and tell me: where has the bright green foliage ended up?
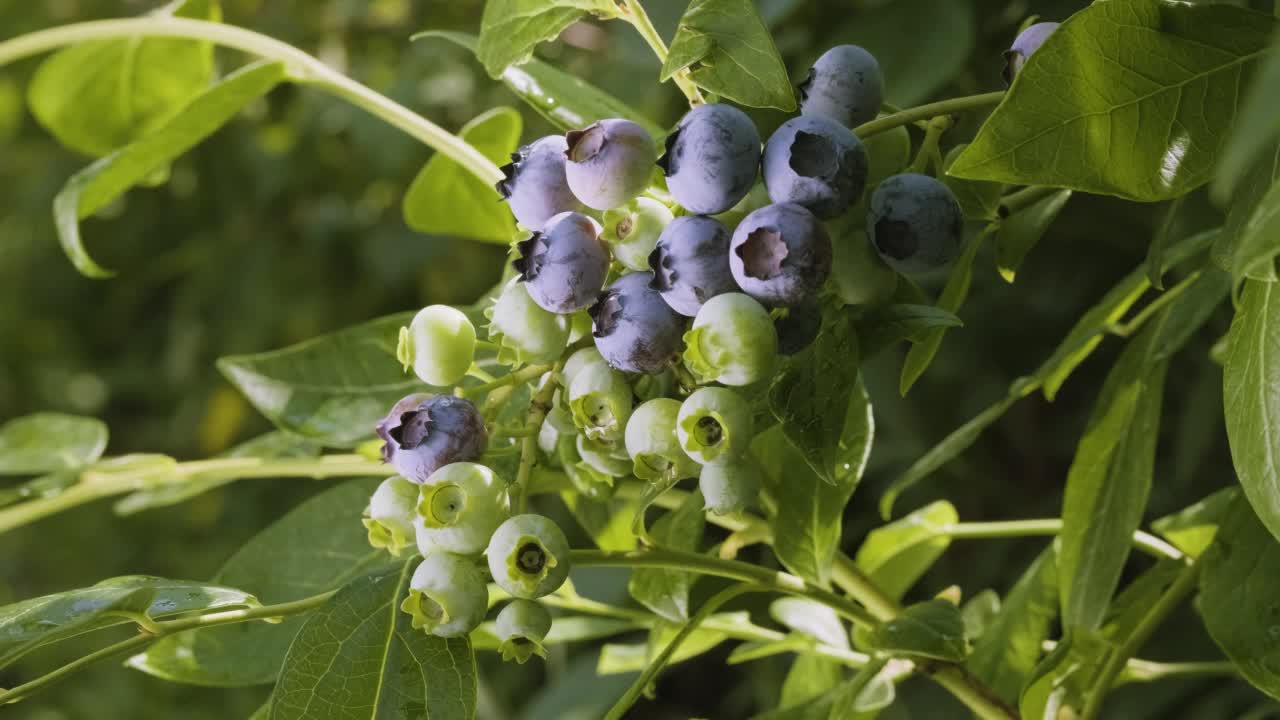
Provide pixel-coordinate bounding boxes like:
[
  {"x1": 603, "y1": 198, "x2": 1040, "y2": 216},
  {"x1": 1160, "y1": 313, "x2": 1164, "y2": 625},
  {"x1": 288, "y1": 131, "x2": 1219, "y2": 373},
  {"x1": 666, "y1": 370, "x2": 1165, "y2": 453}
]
[
  {"x1": 869, "y1": 598, "x2": 967, "y2": 662},
  {"x1": 0, "y1": 413, "x2": 108, "y2": 475},
  {"x1": 661, "y1": 0, "x2": 795, "y2": 111},
  {"x1": 854, "y1": 500, "x2": 956, "y2": 601},
  {"x1": 476, "y1": 0, "x2": 618, "y2": 78},
  {"x1": 1225, "y1": 280, "x2": 1280, "y2": 543}
]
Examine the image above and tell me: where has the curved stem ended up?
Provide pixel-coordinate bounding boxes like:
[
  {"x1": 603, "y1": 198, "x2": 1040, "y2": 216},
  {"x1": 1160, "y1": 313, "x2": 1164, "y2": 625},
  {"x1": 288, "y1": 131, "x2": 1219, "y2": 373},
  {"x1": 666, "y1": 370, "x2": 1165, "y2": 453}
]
[
  {"x1": 854, "y1": 91, "x2": 1006, "y2": 139},
  {"x1": 462, "y1": 363, "x2": 553, "y2": 398},
  {"x1": 617, "y1": 0, "x2": 703, "y2": 105},
  {"x1": 940, "y1": 519, "x2": 1186, "y2": 563},
  {"x1": 0, "y1": 18, "x2": 501, "y2": 184},
  {"x1": 998, "y1": 184, "x2": 1059, "y2": 217},
  {"x1": 512, "y1": 362, "x2": 563, "y2": 514}
]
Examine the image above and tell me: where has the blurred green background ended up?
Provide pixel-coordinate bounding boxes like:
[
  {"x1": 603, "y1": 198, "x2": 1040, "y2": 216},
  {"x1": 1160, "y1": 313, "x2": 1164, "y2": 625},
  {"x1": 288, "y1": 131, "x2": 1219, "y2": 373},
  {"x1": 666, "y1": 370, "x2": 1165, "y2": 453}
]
[{"x1": 0, "y1": 0, "x2": 1275, "y2": 717}]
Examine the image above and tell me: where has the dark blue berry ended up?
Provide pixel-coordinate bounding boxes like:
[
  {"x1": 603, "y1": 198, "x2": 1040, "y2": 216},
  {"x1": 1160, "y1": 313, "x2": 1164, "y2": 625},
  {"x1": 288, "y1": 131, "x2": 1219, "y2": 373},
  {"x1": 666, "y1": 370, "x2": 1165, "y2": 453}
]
[
  {"x1": 866, "y1": 173, "x2": 963, "y2": 274},
  {"x1": 729, "y1": 203, "x2": 832, "y2": 307},
  {"x1": 588, "y1": 272, "x2": 686, "y2": 374},
  {"x1": 762, "y1": 115, "x2": 868, "y2": 220},
  {"x1": 658, "y1": 104, "x2": 761, "y2": 215},
  {"x1": 496, "y1": 136, "x2": 582, "y2": 230},
  {"x1": 648, "y1": 216, "x2": 738, "y2": 317},
  {"x1": 513, "y1": 211, "x2": 608, "y2": 313},
  {"x1": 798, "y1": 45, "x2": 883, "y2": 129},
  {"x1": 376, "y1": 394, "x2": 487, "y2": 483}
]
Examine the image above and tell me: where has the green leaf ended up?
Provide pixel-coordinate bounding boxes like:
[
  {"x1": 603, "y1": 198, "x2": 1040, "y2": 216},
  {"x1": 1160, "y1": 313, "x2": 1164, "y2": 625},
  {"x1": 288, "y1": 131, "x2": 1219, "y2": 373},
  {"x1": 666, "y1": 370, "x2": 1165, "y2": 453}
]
[
  {"x1": 966, "y1": 547, "x2": 1059, "y2": 704},
  {"x1": 131, "y1": 478, "x2": 394, "y2": 686},
  {"x1": 1200, "y1": 496, "x2": 1280, "y2": 700},
  {"x1": 628, "y1": 490, "x2": 706, "y2": 622},
  {"x1": 869, "y1": 598, "x2": 966, "y2": 662},
  {"x1": 949, "y1": 1, "x2": 1276, "y2": 201},
  {"x1": 899, "y1": 231, "x2": 984, "y2": 395},
  {"x1": 854, "y1": 500, "x2": 957, "y2": 601},
  {"x1": 596, "y1": 612, "x2": 749, "y2": 674},
  {"x1": 756, "y1": 379, "x2": 873, "y2": 586},
  {"x1": 417, "y1": 31, "x2": 661, "y2": 136},
  {"x1": 996, "y1": 190, "x2": 1072, "y2": 283},
  {"x1": 54, "y1": 60, "x2": 287, "y2": 277},
  {"x1": 1213, "y1": 30, "x2": 1280, "y2": 202},
  {"x1": 562, "y1": 491, "x2": 639, "y2": 552},
  {"x1": 1225, "y1": 279, "x2": 1280, "y2": 543},
  {"x1": 473, "y1": 615, "x2": 639, "y2": 651},
  {"x1": 943, "y1": 145, "x2": 1003, "y2": 221},
  {"x1": 769, "y1": 315, "x2": 860, "y2": 485},
  {"x1": 270, "y1": 563, "x2": 476, "y2": 720},
  {"x1": 832, "y1": 0, "x2": 973, "y2": 107},
  {"x1": 660, "y1": 0, "x2": 795, "y2": 111},
  {"x1": 1213, "y1": 140, "x2": 1280, "y2": 282},
  {"x1": 769, "y1": 598, "x2": 849, "y2": 651},
  {"x1": 778, "y1": 655, "x2": 843, "y2": 709},
  {"x1": 855, "y1": 304, "x2": 963, "y2": 359},
  {"x1": 960, "y1": 589, "x2": 1001, "y2": 643},
  {"x1": 27, "y1": 0, "x2": 221, "y2": 158},
  {"x1": 475, "y1": 0, "x2": 616, "y2": 78},
  {"x1": 0, "y1": 412, "x2": 107, "y2": 475},
  {"x1": 404, "y1": 107, "x2": 521, "y2": 244},
  {"x1": 754, "y1": 671, "x2": 894, "y2": 720},
  {"x1": 0, "y1": 576, "x2": 256, "y2": 669},
  {"x1": 1152, "y1": 487, "x2": 1238, "y2": 559}
]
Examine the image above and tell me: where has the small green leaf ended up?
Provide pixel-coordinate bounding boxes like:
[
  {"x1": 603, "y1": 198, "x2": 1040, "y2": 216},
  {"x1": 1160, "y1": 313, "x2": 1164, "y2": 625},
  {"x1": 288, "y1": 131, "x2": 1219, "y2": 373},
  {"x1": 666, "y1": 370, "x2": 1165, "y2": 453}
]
[
  {"x1": 1152, "y1": 487, "x2": 1238, "y2": 559},
  {"x1": 1213, "y1": 30, "x2": 1280, "y2": 202},
  {"x1": 270, "y1": 562, "x2": 476, "y2": 720},
  {"x1": 661, "y1": 0, "x2": 795, "y2": 111},
  {"x1": 966, "y1": 547, "x2": 1058, "y2": 704},
  {"x1": 960, "y1": 590, "x2": 1001, "y2": 643},
  {"x1": 417, "y1": 31, "x2": 661, "y2": 136},
  {"x1": 0, "y1": 413, "x2": 107, "y2": 475},
  {"x1": 943, "y1": 145, "x2": 1003, "y2": 221},
  {"x1": 996, "y1": 189, "x2": 1072, "y2": 283},
  {"x1": 1225, "y1": 279, "x2": 1280, "y2": 543},
  {"x1": 131, "y1": 478, "x2": 394, "y2": 686},
  {"x1": 778, "y1": 655, "x2": 843, "y2": 709},
  {"x1": 27, "y1": 0, "x2": 221, "y2": 157},
  {"x1": 854, "y1": 500, "x2": 957, "y2": 601},
  {"x1": 900, "y1": 231, "x2": 985, "y2": 395},
  {"x1": 404, "y1": 107, "x2": 521, "y2": 244},
  {"x1": 855, "y1": 304, "x2": 963, "y2": 360},
  {"x1": 1213, "y1": 141, "x2": 1280, "y2": 282},
  {"x1": 628, "y1": 490, "x2": 706, "y2": 622},
  {"x1": 53, "y1": 61, "x2": 287, "y2": 277},
  {"x1": 769, "y1": 598, "x2": 849, "y2": 651},
  {"x1": 869, "y1": 598, "x2": 967, "y2": 662},
  {"x1": 950, "y1": 1, "x2": 1276, "y2": 201},
  {"x1": 475, "y1": 0, "x2": 617, "y2": 78},
  {"x1": 0, "y1": 576, "x2": 256, "y2": 669},
  {"x1": 596, "y1": 612, "x2": 749, "y2": 674},
  {"x1": 755, "y1": 671, "x2": 894, "y2": 719}
]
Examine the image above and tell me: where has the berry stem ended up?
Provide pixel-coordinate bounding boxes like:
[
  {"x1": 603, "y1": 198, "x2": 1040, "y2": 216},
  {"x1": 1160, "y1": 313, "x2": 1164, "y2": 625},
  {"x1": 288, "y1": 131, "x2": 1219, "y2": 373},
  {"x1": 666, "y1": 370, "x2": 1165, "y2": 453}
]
[
  {"x1": 853, "y1": 91, "x2": 1006, "y2": 140},
  {"x1": 997, "y1": 183, "x2": 1061, "y2": 217},
  {"x1": 510, "y1": 361, "x2": 565, "y2": 513},
  {"x1": 909, "y1": 115, "x2": 955, "y2": 175},
  {"x1": 461, "y1": 363, "x2": 554, "y2": 398},
  {"x1": 616, "y1": 0, "x2": 705, "y2": 106}
]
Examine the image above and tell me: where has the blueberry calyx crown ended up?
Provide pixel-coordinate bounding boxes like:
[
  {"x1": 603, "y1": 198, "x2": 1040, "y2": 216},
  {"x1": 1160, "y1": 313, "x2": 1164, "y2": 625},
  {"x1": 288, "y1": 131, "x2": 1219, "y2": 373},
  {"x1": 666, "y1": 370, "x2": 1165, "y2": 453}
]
[
  {"x1": 655, "y1": 127, "x2": 681, "y2": 176},
  {"x1": 588, "y1": 290, "x2": 623, "y2": 338},
  {"x1": 647, "y1": 244, "x2": 677, "y2": 292},
  {"x1": 516, "y1": 541, "x2": 547, "y2": 574},
  {"x1": 736, "y1": 227, "x2": 789, "y2": 280},
  {"x1": 789, "y1": 131, "x2": 839, "y2": 180},
  {"x1": 494, "y1": 150, "x2": 526, "y2": 200},
  {"x1": 512, "y1": 232, "x2": 548, "y2": 282},
  {"x1": 383, "y1": 407, "x2": 433, "y2": 457},
  {"x1": 873, "y1": 217, "x2": 917, "y2": 261},
  {"x1": 565, "y1": 124, "x2": 604, "y2": 163},
  {"x1": 795, "y1": 68, "x2": 815, "y2": 104}
]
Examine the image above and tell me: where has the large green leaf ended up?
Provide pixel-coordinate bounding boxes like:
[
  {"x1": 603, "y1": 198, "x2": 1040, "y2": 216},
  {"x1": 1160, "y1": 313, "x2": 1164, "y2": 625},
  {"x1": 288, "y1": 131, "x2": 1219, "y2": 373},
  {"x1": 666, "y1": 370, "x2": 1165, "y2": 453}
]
[
  {"x1": 1200, "y1": 497, "x2": 1280, "y2": 700},
  {"x1": 966, "y1": 547, "x2": 1058, "y2": 704},
  {"x1": 660, "y1": 0, "x2": 795, "y2": 111},
  {"x1": 1213, "y1": 30, "x2": 1280, "y2": 201},
  {"x1": 54, "y1": 61, "x2": 287, "y2": 277},
  {"x1": 949, "y1": 1, "x2": 1275, "y2": 201},
  {"x1": 754, "y1": 671, "x2": 894, "y2": 720},
  {"x1": 1224, "y1": 280, "x2": 1280, "y2": 543},
  {"x1": 475, "y1": 0, "x2": 617, "y2": 78},
  {"x1": 1212, "y1": 141, "x2": 1280, "y2": 282},
  {"x1": 899, "y1": 231, "x2": 984, "y2": 394},
  {"x1": 943, "y1": 144, "x2": 1003, "y2": 221},
  {"x1": 404, "y1": 107, "x2": 521, "y2": 244},
  {"x1": 756, "y1": 380, "x2": 873, "y2": 586},
  {"x1": 0, "y1": 412, "x2": 107, "y2": 475},
  {"x1": 854, "y1": 304, "x2": 962, "y2": 360},
  {"x1": 417, "y1": 32, "x2": 661, "y2": 136},
  {"x1": 854, "y1": 500, "x2": 957, "y2": 601},
  {"x1": 996, "y1": 190, "x2": 1072, "y2": 283},
  {"x1": 0, "y1": 576, "x2": 255, "y2": 669},
  {"x1": 627, "y1": 490, "x2": 706, "y2": 622},
  {"x1": 27, "y1": 0, "x2": 220, "y2": 157},
  {"x1": 270, "y1": 563, "x2": 476, "y2": 720},
  {"x1": 868, "y1": 598, "x2": 967, "y2": 662},
  {"x1": 130, "y1": 478, "x2": 394, "y2": 686},
  {"x1": 832, "y1": 0, "x2": 973, "y2": 107}
]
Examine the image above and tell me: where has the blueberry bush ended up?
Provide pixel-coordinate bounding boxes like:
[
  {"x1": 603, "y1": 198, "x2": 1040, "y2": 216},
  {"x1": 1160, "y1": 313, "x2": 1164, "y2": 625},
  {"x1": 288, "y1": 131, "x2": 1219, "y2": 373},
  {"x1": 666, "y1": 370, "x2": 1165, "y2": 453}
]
[{"x1": 3, "y1": 1, "x2": 1280, "y2": 718}]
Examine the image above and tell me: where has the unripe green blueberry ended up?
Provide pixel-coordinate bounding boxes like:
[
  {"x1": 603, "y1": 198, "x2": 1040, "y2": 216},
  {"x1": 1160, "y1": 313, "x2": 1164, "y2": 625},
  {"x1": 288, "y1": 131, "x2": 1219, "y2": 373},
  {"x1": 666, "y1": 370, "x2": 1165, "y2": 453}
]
[
  {"x1": 683, "y1": 293, "x2": 778, "y2": 386},
  {"x1": 699, "y1": 458, "x2": 763, "y2": 515},
  {"x1": 576, "y1": 434, "x2": 632, "y2": 478},
  {"x1": 538, "y1": 405, "x2": 576, "y2": 461},
  {"x1": 560, "y1": 346, "x2": 608, "y2": 390},
  {"x1": 630, "y1": 369, "x2": 675, "y2": 403},
  {"x1": 398, "y1": 305, "x2": 477, "y2": 387},
  {"x1": 604, "y1": 197, "x2": 674, "y2": 272},
  {"x1": 558, "y1": 440, "x2": 617, "y2": 499},
  {"x1": 362, "y1": 476, "x2": 419, "y2": 556},
  {"x1": 677, "y1": 387, "x2": 753, "y2": 465},
  {"x1": 568, "y1": 360, "x2": 633, "y2": 445},
  {"x1": 415, "y1": 462, "x2": 510, "y2": 555},
  {"x1": 486, "y1": 514, "x2": 572, "y2": 599},
  {"x1": 495, "y1": 599, "x2": 553, "y2": 664},
  {"x1": 401, "y1": 552, "x2": 488, "y2": 637},
  {"x1": 486, "y1": 278, "x2": 571, "y2": 366},
  {"x1": 625, "y1": 398, "x2": 699, "y2": 481}
]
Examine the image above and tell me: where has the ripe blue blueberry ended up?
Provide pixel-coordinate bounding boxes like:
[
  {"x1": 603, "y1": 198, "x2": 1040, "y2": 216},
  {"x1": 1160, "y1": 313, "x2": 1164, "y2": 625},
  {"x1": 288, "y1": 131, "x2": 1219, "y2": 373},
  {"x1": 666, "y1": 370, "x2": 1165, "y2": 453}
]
[
  {"x1": 604, "y1": 197, "x2": 675, "y2": 272},
  {"x1": 496, "y1": 135, "x2": 582, "y2": 230},
  {"x1": 683, "y1": 293, "x2": 778, "y2": 386},
  {"x1": 486, "y1": 278, "x2": 571, "y2": 365},
  {"x1": 625, "y1": 398, "x2": 699, "y2": 482},
  {"x1": 402, "y1": 552, "x2": 488, "y2": 637},
  {"x1": 568, "y1": 360, "x2": 633, "y2": 445},
  {"x1": 399, "y1": 305, "x2": 476, "y2": 387},
  {"x1": 798, "y1": 45, "x2": 883, "y2": 128},
  {"x1": 486, "y1": 514, "x2": 572, "y2": 599},
  {"x1": 565, "y1": 119, "x2": 656, "y2": 211},
  {"x1": 513, "y1": 212, "x2": 608, "y2": 314},
  {"x1": 376, "y1": 394, "x2": 487, "y2": 484},
  {"x1": 677, "y1": 387, "x2": 753, "y2": 465},
  {"x1": 762, "y1": 115, "x2": 868, "y2": 219},
  {"x1": 729, "y1": 203, "x2": 832, "y2": 308},
  {"x1": 658, "y1": 104, "x2": 762, "y2": 215},
  {"x1": 1004, "y1": 22, "x2": 1059, "y2": 85},
  {"x1": 588, "y1": 272, "x2": 686, "y2": 374},
  {"x1": 495, "y1": 599, "x2": 553, "y2": 664},
  {"x1": 648, "y1": 215, "x2": 738, "y2": 317},
  {"x1": 363, "y1": 475, "x2": 419, "y2": 556},
  {"x1": 773, "y1": 301, "x2": 822, "y2": 355},
  {"x1": 415, "y1": 462, "x2": 510, "y2": 556},
  {"x1": 699, "y1": 458, "x2": 763, "y2": 515},
  {"x1": 867, "y1": 173, "x2": 964, "y2": 274}
]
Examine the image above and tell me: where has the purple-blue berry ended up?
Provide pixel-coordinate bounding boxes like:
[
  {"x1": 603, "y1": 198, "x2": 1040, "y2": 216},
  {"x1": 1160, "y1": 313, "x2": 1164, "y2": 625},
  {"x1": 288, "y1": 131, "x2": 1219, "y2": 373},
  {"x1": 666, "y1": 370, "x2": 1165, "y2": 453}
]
[
  {"x1": 513, "y1": 211, "x2": 608, "y2": 314},
  {"x1": 729, "y1": 203, "x2": 832, "y2": 308},
  {"x1": 762, "y1": 115, "x2": 868, "y2": 219},
  {"x1": 658, "y1": 104, "x2": 762, "y2": 215},
  {"x1": 1004, "y1": 22, "x2": 1059, "y2": 85},
  {"x1": 496, "y1": 135, "x2": 582, "y2": 230},
  {"x1": 588, "y1": 272, "x2": 686, "y2": 374},
  {"x1": 867, "y1": 173, "x2": 963, "y2": 274},
  {"x1": 648, "y1": 215, "x2": 739, "y2": 317},
  {"x1": 798, "y1": 45, "x2": 883, "y2": 129},
  {"x1": 376, "y1": 394, "x2": 487, "y2": 484},
  {"x1": 565, "y1": 119, "x2": 656, "y2": 210}
]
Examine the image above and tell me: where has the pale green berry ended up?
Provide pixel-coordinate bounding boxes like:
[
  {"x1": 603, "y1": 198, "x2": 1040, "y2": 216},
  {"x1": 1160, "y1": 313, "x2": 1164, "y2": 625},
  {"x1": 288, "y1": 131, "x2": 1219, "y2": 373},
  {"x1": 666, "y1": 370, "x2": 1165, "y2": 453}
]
[
  {"x1": 558, "y1": 439, "x2": 616, "y2": 499},
  {"x1": 398, "y1": 305, "x2": 476, "y2": 387},
  {"x1": 495, "y1": 599, "x2": 553, "y2": 664},
  {"x1": 631, "y1": 369, "x2": 675, "y2": 403},
  {"x1": 625, "y1": 398, "x2": 699, "y2": 481},
  {"x1": 683, "y1": 293, "x2": 778, "y2": 386},
  {"x1": 486, "y1": 278, "x2": 571, "y2": 366},
  {"x1": 576, "y1": 434, "x2": 632, "y2": 478},
  {"x1": 699, "y1": 458, "x2": 762, "y2": 515},
  {"x1": 486, "y1": 514, "x2": 571, "y2": 599},
  {"x1": 538, "y1": 405, "x2": 576, "y2": 462},
  {"x1": 603, "y1": 197, "x2": 674, "y2": 271},
  {"x1": 362, "y1": 476, "x2": 419, "y2": 556},
  {"x1": 401, "y1": 552, "x2": 488, "y2": 637},
  {"x1": 568, "y1": 360, "x2": 633, "y2": 445},
  {"x1": 677, "y1": 387, "x2": 753, "y2": 465},
  {"x1": 415, "y1": 462, "x2": 510, "y2": 555},
  {"x1": 560, "y1": 346, "x2": 608, "y2": 390}
]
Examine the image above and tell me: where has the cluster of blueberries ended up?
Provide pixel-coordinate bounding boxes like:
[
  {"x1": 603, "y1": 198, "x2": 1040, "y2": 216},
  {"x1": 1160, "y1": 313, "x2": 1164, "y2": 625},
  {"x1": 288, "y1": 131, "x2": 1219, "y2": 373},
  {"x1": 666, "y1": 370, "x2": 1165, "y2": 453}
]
[{"x1": 358, "y1": 24, "x2": 1060, "y2": 658}]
